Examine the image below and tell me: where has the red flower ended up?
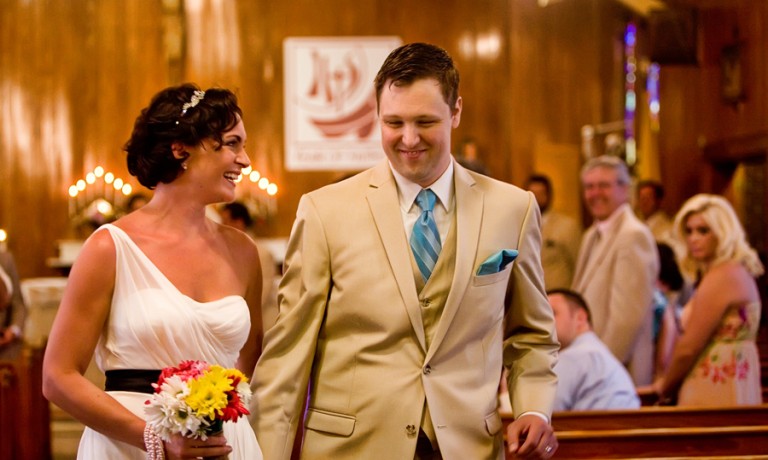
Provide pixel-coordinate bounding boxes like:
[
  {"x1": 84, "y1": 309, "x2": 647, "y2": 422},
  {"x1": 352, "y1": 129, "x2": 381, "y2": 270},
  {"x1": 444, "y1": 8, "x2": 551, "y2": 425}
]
[{"x1": 155, "y1": 360, "x2": 210, "y2": 393}]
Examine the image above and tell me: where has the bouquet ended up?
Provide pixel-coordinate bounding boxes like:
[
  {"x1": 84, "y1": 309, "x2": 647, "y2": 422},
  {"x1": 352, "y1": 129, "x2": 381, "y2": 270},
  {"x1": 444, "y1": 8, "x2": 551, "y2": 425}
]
[{"x1": 144, "y1": 360, "x2": 252, "y2": 457}]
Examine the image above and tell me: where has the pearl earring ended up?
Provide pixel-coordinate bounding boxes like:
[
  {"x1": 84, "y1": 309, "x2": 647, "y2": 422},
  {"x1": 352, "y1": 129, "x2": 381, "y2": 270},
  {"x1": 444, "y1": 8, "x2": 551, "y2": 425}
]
[{"x1": 181, "y1": 162, "x2": 188, "y2": 170}]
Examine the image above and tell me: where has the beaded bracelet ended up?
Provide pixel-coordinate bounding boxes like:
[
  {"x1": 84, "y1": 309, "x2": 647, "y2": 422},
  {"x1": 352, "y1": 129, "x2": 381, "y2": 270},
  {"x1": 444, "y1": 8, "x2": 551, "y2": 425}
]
[{"x1": 143, "y1": 424, "x2": 165, "y2": 460}]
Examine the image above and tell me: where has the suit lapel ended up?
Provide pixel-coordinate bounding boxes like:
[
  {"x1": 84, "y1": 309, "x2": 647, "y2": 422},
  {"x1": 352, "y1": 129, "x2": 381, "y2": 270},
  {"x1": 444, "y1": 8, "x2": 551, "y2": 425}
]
[
  {"x1": 573, "y1": 226, "x2": 597, "y2": 289},
  {"x1": 366, "y1": 162, "x2": 427, "y2": 352},
  {"x1": 426, "y1": 163, "x2": 481, "y2": 360},
  {"x1": 577, "y1": 208, "x2": 628, "y2": 285}
]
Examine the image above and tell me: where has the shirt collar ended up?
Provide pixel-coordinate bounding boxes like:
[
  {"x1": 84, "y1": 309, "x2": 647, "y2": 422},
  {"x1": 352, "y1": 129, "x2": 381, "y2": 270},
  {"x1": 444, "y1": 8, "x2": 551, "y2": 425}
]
[
  {"x1": 390, "y1": 158, "x2": 454, "y2": 213},
  {"x1": 596, "y1": 202, "x2": 629, "y2": 234}
]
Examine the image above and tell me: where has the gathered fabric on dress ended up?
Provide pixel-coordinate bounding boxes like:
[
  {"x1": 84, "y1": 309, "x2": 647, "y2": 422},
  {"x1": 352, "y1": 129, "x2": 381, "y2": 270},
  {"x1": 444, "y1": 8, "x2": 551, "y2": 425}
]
[
  {"x1": 77, "y1": 224, "x2": 262, "y2": 459},
  {"x1": 677, "y1": 301, "x2": 762, "y2": 407}
]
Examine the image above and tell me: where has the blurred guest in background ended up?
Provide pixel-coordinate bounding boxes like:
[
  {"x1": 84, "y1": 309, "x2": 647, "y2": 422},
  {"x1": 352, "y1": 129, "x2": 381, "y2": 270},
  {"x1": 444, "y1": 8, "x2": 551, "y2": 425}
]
[
  {"x1": 0, "y1": 250, "x2": 26, "y2": 360},
  {"x1": 636, "y1": 180, "x2": 673, "y2": 243},
  {"x1": 651, "y1": 194, "x2": 763, "y2": 406},
  {"x1": 548, "y1": 288, "x2": 640, "y2": 411},
  {"x1": 126, "y1": 192, "x2": 150, "y2": 213},
  {"x1": 456, "y1": 136, "x2": 489, "y2": 175},
  {"x1": 220, "y1": 201, "x2": 278, "y2": 330},
  {"x1": 653, "y1": 242, "x2": 691, "y2": 378},
  {"x1": 526, "y1": 174, "x2": 581, "y2": 290},
  {"x1": 572, "y1": 155, "x2": 659, "y2": 386}
]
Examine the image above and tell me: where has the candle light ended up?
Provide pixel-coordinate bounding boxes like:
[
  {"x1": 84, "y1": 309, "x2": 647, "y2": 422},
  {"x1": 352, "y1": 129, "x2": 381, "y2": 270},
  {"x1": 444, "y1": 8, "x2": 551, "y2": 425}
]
[
  {"x1": 266, "y1": 183, "x2": 278, "y2": 217},
  {"x1": 122, "y1": 184, "x2": 132, "y2": 210},
  {"x1": 113, "y1": 178, "x2": 124, "y2": 208},
  {"x1": 85, "y1": 173, "x2": 96, "y2": 205},
  {"x1": 68, "y1": 185, "x2": 78, "y2": 218},
  {"x1": 76, "y1": 180, "x2": 86, "y2": 213},
  {"x1": 104, "y1": 172, "x2": 115, "y2": 204}
]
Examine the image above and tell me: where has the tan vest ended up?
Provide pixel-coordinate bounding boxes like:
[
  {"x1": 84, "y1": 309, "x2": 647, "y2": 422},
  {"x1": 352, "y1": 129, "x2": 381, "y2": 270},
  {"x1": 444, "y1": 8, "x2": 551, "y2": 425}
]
[{"x1": 410, "y1": 213, "x2": 457, "y2": 449}]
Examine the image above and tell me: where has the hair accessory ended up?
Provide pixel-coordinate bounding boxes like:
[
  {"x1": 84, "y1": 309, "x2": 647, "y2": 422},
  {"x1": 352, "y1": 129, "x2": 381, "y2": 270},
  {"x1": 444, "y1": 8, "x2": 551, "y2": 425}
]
[{"x1": 180, "y1": 90, "x2": 205, "y2": 117}]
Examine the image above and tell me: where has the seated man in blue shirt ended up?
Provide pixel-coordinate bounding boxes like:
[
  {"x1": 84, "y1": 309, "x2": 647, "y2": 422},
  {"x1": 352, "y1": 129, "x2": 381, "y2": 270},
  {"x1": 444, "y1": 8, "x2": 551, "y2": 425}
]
[{"x1": 550, "y1": 288, "x2": 640, "y2": 411}]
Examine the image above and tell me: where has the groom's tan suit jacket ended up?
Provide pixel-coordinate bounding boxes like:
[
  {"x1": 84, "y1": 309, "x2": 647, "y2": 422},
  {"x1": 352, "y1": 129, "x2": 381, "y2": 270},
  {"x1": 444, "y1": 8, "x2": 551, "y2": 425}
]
[{"x1": 252, "y1": 160, "x2": 558, "y2": 459}]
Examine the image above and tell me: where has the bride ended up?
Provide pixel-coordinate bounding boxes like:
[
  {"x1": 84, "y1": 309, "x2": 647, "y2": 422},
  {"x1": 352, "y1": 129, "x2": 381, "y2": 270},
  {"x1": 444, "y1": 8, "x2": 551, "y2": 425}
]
[{"x1": 43, "y1": 83, "x2": 264, "y2": 459}]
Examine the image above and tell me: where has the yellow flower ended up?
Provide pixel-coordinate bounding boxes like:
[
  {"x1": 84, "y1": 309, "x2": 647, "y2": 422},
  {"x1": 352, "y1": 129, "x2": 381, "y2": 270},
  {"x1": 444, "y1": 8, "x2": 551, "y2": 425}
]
[
  {"x1": 225, "y1": 368, "x2": 248, "y2": 384},
  {"x1": 185, "y1": 365, "x2": 233, "y2": 419}
]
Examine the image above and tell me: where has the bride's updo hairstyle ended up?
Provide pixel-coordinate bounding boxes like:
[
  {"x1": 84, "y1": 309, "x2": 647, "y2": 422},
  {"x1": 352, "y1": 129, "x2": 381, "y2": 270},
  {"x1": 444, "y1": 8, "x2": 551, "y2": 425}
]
[{"x1": 124, "y1": 83, "x2": 243, "y2": 189}]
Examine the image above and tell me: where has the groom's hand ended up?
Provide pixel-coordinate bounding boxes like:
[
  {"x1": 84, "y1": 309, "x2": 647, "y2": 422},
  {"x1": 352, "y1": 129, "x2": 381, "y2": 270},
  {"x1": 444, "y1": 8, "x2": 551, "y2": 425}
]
[{"x1": 506, "y1": 413, "x2": 558, "y2": 459}]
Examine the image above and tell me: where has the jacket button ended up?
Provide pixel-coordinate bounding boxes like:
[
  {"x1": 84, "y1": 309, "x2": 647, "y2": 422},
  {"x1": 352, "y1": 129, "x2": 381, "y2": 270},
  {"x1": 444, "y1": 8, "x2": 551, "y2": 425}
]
[
  {"x1": 406, "y1": 424, "x2": 417, "y2": 437},
  {"x1": 423, "y1": 365, "x2": 432, "y2": 375}
]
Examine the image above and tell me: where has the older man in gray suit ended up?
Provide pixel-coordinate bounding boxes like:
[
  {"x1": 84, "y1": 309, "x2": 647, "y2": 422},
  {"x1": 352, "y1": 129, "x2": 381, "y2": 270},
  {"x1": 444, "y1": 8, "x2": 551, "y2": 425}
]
[{"x1": 572, "y1": 156, "x2": 659, "y2": 386}]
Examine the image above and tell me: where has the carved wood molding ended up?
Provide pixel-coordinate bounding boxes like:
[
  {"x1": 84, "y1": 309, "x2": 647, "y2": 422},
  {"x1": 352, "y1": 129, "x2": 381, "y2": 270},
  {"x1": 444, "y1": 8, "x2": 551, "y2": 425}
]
[{"x1": 702, "y1": 131, "x2": 768, "y2": 163}]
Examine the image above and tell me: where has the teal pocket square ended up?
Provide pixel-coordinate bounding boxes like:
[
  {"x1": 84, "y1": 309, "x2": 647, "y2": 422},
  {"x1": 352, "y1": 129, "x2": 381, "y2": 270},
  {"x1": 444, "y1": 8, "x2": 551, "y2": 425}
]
[{"x1": 476, "y1": 249, "x2": 519, "y2": 275}]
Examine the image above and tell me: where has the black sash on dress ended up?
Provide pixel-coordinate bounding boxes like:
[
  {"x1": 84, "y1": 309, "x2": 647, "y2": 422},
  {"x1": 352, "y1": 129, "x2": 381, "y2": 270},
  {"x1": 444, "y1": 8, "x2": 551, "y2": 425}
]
[{"x1": 104, "y1": 369, "x2": 161, "y2": 394}]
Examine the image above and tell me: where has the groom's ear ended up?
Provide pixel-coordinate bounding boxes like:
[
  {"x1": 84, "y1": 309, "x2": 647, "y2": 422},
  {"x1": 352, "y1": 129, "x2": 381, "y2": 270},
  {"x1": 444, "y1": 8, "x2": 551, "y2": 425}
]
[{"x1": 451, "y1": 97, "x2": 462, "y2": 128}]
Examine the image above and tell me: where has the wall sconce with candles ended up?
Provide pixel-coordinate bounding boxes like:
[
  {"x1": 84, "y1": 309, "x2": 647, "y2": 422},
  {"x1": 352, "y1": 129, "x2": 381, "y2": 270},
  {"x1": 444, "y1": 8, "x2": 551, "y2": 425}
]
[
  {"x1": 233, "y1": 165, "x2": 278, "y2": 224},
  {"x1": 67, "y1": 164, "x2": 277, "y2": 230},
  {"x1": 67, "y1": 166, "x2": 135, "y2": 230}
]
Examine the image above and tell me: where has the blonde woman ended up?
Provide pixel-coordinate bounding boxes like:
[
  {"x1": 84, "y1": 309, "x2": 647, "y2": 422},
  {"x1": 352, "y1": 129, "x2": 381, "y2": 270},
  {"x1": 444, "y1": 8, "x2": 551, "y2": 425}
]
[{"x1": 652, "y1": 194, "x2": 763, "y2": 406}]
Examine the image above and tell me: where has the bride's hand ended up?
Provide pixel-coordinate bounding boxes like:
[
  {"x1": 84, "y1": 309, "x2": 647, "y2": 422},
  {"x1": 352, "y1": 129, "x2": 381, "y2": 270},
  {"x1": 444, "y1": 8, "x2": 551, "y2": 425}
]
[{"x1": 163, "y1": 432, "x2": 232, "y2": 459}]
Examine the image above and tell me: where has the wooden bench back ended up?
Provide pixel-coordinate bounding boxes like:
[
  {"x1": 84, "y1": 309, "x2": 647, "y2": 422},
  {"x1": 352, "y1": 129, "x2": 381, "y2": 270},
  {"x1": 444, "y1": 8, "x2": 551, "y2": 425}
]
[
  {"x1": 0, "y1": 345, "x2": 51, "y2": 460},
  {"x1": 501, "y1": 406, "x2": 768, "y2": 459}
]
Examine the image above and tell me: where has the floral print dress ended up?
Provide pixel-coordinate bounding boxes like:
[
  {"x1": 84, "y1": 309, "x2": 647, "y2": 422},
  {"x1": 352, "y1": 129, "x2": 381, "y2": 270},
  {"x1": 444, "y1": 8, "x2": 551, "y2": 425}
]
[{"x1": 677, "y1": 301, "x2": 762, "y2": 406}]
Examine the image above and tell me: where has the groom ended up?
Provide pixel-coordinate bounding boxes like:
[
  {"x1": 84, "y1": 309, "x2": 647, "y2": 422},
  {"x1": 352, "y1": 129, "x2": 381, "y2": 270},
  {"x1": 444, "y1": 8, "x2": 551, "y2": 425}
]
[{"x1": 252, "y1": 42, "x2": 559, "y2": 459}]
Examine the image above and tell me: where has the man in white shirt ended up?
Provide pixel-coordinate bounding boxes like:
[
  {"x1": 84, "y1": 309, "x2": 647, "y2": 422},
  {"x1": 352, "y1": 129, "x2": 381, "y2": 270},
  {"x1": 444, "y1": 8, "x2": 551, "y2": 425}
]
[{"x1": 549, "y1": 289, "x2": 640, "y2": 411}]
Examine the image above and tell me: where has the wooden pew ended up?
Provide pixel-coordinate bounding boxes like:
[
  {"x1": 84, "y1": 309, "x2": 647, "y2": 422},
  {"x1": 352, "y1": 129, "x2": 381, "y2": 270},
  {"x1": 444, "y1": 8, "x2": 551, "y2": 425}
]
[
  {"x1": 553, "y1": 425, "x2": 768, "y2": 458},
  {"x1": 502, "y1": 405, "x2": 768, "y2": 459},
  {"x1": 551, "y1": 405, "x2": 768, "y2": 431},
  {"x1": 0, "y1": 345, "x2": 52, "y2": 460},
  {"x1": 0, "y1": 360, "x2": 17, "y2": 460}
]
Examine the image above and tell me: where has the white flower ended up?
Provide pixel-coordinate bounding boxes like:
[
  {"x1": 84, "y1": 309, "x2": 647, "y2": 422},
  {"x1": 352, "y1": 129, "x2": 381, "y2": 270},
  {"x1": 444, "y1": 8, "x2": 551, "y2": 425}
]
[
  {"x1": 144, "y1": 377, "x2": 205, "y2": 441},
  {"x1": 236, "y1": 380, "x2": 252, "y2": 406}
]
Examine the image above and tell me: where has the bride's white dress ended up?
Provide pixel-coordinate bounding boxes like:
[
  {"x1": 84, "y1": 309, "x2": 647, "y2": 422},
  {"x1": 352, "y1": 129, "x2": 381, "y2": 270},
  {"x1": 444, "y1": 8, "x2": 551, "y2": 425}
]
[{"x1": 77, "y1": 224, "x2": 263, "y2": 459}]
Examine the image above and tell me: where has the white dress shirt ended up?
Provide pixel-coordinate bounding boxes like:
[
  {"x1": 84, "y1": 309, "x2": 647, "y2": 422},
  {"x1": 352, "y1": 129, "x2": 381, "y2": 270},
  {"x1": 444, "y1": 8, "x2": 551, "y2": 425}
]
[{"x1": 389, "y1": 160, "x2": 454, "y2": 242}]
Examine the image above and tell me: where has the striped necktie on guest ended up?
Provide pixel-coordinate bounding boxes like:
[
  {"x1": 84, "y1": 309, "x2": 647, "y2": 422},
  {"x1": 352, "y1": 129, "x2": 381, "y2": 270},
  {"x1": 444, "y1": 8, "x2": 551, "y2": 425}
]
[{"x1": 411, "y1": 189, "x2": 442, "y2": 282}]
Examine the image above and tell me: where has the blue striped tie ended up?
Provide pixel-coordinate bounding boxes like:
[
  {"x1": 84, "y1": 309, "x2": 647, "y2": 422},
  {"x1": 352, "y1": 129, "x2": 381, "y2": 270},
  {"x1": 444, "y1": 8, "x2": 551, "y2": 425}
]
[{"x1": 411, "y1": 189, "x2": 442, "y2": 282}]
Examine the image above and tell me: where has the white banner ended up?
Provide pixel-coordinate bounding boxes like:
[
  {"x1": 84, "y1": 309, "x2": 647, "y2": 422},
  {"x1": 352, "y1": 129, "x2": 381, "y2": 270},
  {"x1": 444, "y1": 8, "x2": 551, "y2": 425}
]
[{"x1": 283, "y1": 36, "x2": 402, "y2": 171}]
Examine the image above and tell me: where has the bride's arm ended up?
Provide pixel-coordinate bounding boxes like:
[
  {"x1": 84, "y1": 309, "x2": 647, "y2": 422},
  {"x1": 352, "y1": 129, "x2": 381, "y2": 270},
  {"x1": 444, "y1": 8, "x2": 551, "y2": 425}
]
[
  {"x1": 42, "y1": 229, "x2": 233, "y2": 459},
  {"x1": 235, "y1": 234, "x2": 264, "y2": 378},
  {"x1": 41, "y1": 230, "x2": 147, "y2": 448}
]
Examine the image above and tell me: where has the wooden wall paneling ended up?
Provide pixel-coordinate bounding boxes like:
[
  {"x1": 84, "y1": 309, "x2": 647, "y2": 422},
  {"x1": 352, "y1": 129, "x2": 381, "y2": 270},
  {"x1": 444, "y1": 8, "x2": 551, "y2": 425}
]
[
  {"x1": 5, "y1": 0, "x2": 763, "y2": 279},
  {"x1": 657, "y1": 2, "x2": 768, "y2": 216},
  {"x1": 508, "y1": 0, "x2": 629, "y2": 215},
  {"x1": 0, "y1": 0, "x2": 168, "y2": 278}
]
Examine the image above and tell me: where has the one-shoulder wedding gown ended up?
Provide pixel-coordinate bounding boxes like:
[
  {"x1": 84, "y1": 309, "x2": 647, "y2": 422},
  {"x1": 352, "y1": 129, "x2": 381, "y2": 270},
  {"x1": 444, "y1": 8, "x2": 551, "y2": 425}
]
[{"x1": 77, "y1": 224, "x2": 263, "y2": 459}]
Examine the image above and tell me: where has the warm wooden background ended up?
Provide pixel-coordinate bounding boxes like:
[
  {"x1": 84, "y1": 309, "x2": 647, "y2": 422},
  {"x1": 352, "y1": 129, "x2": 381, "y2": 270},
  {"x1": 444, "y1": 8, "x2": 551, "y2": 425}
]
[{"x1": 1, "y1": 0, "x2": 766, "y2": 279}]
